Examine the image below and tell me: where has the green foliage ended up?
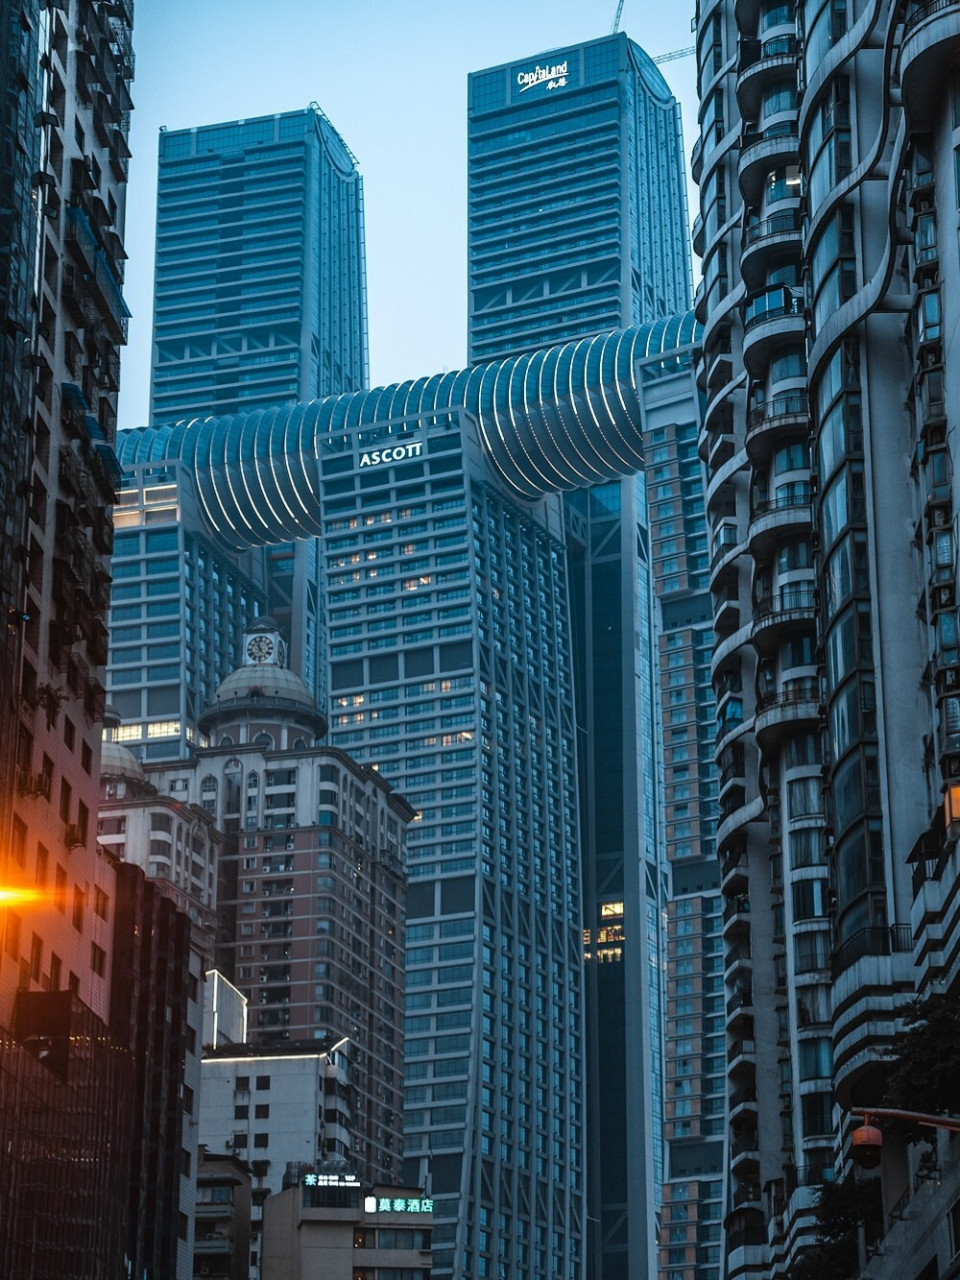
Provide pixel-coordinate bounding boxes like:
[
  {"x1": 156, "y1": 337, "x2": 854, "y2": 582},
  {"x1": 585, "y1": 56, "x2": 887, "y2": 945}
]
[
  {"x1": 884, "y1": 994, "x2": 960, "y2": 1121},
  {"x1": 785, "y1": 1176, "x2": 882, "y2": 1280}
]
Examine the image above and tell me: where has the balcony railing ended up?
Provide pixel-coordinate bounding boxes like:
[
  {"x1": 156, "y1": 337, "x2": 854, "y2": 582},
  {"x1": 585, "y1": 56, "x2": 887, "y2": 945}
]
[
  {"x1": 756, "y1": 677, "x2": 819, "y2": 713},
  {"x1": 831, "y1": 924, "x2": 913, "y2": 979},
  {"x1": 904, "y1": 0, "x2": 960, "y2": 34}
]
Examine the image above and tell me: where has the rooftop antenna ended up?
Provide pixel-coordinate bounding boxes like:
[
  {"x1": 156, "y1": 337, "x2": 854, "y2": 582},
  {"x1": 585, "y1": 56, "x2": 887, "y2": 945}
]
[{"x1": 611, "y1": 0, "x2": 625, "y2": 33}]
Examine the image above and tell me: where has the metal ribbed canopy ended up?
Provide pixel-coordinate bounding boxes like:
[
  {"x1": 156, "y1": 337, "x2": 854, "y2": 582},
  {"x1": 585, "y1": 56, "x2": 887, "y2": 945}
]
[{"x1": 118, "y1": 315, "x2": 699, "y2": 549}]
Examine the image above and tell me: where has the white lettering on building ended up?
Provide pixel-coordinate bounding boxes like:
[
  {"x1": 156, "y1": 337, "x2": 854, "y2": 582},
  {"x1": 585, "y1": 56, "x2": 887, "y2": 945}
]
[
  {"x1": 358, "y1": 439, "x2": 425, "y2": 468},
  {"x1": 516, "y1": 60, "x2": 569, "y2": 93}
]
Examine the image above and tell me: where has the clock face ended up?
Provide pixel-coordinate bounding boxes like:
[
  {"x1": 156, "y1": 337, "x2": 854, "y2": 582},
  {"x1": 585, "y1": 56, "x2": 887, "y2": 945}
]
[{"x1": 246, "y1": 634, "x2": 275, "y2": 663}]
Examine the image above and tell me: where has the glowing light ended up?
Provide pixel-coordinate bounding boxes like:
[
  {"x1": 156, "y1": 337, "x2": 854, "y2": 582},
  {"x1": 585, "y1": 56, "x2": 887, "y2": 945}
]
[{"x1": 0, "y1": 887, "x2": 46, "y2": 907}]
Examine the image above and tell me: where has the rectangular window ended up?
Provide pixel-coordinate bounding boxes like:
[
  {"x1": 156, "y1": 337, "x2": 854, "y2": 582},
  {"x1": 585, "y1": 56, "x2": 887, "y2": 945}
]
[{"x1": 91, "y1": 943, "x2": 106, "y2": 977}]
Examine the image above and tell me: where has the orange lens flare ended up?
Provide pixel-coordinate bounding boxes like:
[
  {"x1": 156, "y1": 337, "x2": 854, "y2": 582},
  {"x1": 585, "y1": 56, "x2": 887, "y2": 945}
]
[{"x1": 0, "y1": 887, "x2": 46, "y2": 907}]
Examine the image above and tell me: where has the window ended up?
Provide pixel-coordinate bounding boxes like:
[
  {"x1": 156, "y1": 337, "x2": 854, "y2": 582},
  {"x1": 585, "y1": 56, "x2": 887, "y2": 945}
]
[
  {"x1": 91, "y1": 943, "x2": 106, "y2": 977},
  {"x1": 253, "y1": 1132, "x2": 269, "y2": 1148},
  {"x1": 255, "y1": 1075, "x2": 271, "y2": 1091}
]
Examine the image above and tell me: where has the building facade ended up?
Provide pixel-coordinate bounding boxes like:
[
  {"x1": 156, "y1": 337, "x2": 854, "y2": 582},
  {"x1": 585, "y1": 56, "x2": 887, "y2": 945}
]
[
  {"x1": 119, "y1": 320, "x2": 709, "y2": 1280},
  {"x1": 692, "y1": 0, "x2": 960, "y2": 1275},
  {"x1": 261, "y1": 1175, "x2": 433, "y2": 1280},
  {"x1": 0, "y1": 1, "x2": 138, "y2": 1272},
  {"x1": 149, "y1": 104, "x2": 368, "y2": 424},
  {"x1": 467, "y1": 36, "x2": 714, "y2": 1280}
]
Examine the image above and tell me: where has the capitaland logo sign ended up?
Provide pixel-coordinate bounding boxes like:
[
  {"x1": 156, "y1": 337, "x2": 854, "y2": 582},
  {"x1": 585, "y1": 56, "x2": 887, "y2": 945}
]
[
  {"x1": 516, "y1": 59, "x2": 569, "y2": 93},
  {"x1": 358, "y1": 439, "x2": 424, "y2": 468}
]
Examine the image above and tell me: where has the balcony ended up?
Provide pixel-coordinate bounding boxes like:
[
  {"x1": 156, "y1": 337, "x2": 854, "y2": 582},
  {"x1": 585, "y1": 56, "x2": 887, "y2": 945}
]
[
  {"x1": 738, "y1": 122, "x2": 799, "y2": 202},
  {"x1": 741, "y1": 208, "x2": 803, "y2": 292},
  {"x1": 736, "y1": 35, "x2": 799, "y2": 118},
  {"x1": 747, "y1": 488, "x2": 812, "y2": 559},
  {"x1": 831, "y1": 924, "x2": 913, "y2": 980},
  {"x1": 713, "y1": 584, "x2": 741, "y2": 635},
  {"x1": 730, "y1": 1129, "x2": 760, "y2": 1174},
  {"x1": 754, "y1": 677, "x2": 820, "y2": 747},
  {"x1": 899, "y1": 0, "x2": 960, "y2": 132},
  {"x1": 723, "y1": 895, "x2": 751, "y2": 942},
  {"x1": 721, "y1": 849, "x2": 749, "y2": 894},
  {"x1": 745, "y1": 390, "x2": 809, "y2": 464},
  {"x1": 727, "y1": 1037, "x2": 757, "y2": 1071},
  {"x1": 729, "y1": 1084, "x2": 758, "y2": 1119},
  {"x1": 752, "y1": 584, "x2": 817, "y2": 651},
  {"x1": 741, "y1": 284, "x2": 805, "y2": 377}
]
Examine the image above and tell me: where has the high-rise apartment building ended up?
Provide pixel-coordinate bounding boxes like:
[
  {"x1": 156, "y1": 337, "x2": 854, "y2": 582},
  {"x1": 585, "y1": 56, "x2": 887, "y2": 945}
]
[
  {"x1": 0, "y1": 1, "x2": 139, "y2": 1273},
  {"x1": 149, "y1": 105, "x2": 368, "y2": 423},
  {"x1": 118, "y1": 319, "x2": 708, "y2": 1280},
  {"x1": 467, "y1": 36, "x2": 717, "y2": 1280},
  {"x1": 693, "y1": 0, "x2": 960, "y2": 1276}
]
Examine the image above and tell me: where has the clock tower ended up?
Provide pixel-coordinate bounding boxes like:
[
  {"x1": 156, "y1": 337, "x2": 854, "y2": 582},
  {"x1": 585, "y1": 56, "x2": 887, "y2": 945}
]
[{"x1": 242, "y1": 617, "x2": 287, "y2": 671}]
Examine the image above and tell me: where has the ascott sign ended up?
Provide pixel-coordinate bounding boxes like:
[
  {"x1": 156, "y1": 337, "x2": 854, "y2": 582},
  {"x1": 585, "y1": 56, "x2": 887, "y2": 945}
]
[
  {"x1": 358, "y1": 438, "x2": 424, "y2": 468},
  {"x1": 516, "y1": 59, "x2": 569, "y2": 93}
]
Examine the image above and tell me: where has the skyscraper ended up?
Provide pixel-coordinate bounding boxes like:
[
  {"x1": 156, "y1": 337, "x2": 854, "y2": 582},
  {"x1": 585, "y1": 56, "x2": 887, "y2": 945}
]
[
  {"x1": 118, "y1": 318, "x2": 704, "y2": 1280},
  {"x1": 109, "y1": 104, "x2": 371, "y2": 737},
  {"x1": 693, "y1": 0, "x2": 960, "y2": 1276},
  {"x1": 467, "y1": 35, "x2": 715, "y2": 1280},
  {"x1": 150, "y1": 104, "x2": 368, "y2": 423}
]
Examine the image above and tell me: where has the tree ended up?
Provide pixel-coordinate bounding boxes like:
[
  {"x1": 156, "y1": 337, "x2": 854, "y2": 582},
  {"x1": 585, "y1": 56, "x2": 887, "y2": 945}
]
[{"x1": 785, "y1": 1175, "x2": 882, "y2": 1280}]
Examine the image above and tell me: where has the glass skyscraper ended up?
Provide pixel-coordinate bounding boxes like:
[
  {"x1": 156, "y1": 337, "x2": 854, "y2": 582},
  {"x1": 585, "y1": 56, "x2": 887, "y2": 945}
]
[
  {"x1": 109, "y1": 105, "x2": 368, "y2": 754},
  {"x1": 467, "y1": 35, "x2": 716, "y2": 1280},
  {"x1": 150, "y1": 104, "x2": 368, "y2": 423},
  {"x1": 117, "y1": 319, "x2": 704, "y2": 1280}
]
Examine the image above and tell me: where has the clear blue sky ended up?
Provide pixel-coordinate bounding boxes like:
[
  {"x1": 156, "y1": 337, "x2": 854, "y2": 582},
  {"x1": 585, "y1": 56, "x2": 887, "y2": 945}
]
[{"x1": 118, "y1": 0, "x2": 699, "y2": 429}]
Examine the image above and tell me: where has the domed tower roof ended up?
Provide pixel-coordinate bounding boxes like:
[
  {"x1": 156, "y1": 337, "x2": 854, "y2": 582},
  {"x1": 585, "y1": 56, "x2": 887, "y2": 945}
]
[
  {"x1": 198, "y1": 618, "x2": 327, "y2": 737},
  {"x1": 100, "y1": 737, "x2": 146, "y2": 781}
]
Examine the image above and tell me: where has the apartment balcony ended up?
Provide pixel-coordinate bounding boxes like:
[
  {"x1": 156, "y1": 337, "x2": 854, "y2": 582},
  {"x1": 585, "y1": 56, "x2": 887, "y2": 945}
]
[
  {"x1": 721, "y1": 849, "x2": 749, "y2": 895},
  {"x1": 744, "y1": 390, "x2": 810, "y2": 465},
  {"x1": 713, "y1": 584, "x2": 742, "y2": 635},
  {"x1": 727, "y1": 1037, "x2": 757, "y2": 1074},
  {"x1": 736, "y1": 35, "x2": 799, "y2": 119},
  {"x1": 899, "y1": 0, "x2": 960, "y2": 133},
  {"x1": 726, "y1": 985, "x2": 755, "y2": 1034},
  {"x1": 741, "y1": 206, "x2": 803, "y2": 287},
  {"x1": 752, "y1": 584, "x2": 817, "y2": 652},
  {"x1": 741, "y1": 285, "x2": 805, "y2": 377},
  {"x1": 747, "y1": 489, "x2": 812, "y2": 560},
  {"x1": 737, "y1": 123, "x2": 799, "y2": 203},
  {"x1": 754, "y1": 677, "x2": 820, "y2": 747},
  {"x1": 717, "y1": 792, "x2": 764, "y2": 852},
  {"x1": 723, "y1": 894, "x2": 752, "y2": 939},
  {"x1": 729, "y1": 1083, "x2": 758, "y2": 1123},
  {"x1": 731, "y1": 1180, "x2": 763, "y2": 1211},
  {"x1": 725, "y1": 939, "x2": 753, "y2": 986},
  {"x1": 730, "y1": 1129, "x2": 761, "y2": 1176},
  {"x1": 832, "y1": 928, "x2": 915, "y2": 1107},
  {"x1": 692, "y1": 211, "x2": 705, "y2": 258}
]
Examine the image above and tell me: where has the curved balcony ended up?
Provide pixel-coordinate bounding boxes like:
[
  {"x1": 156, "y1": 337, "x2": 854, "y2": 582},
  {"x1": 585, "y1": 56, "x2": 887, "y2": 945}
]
[
  {"x1": 736, "y1": 36, "x2": 799, "y2": 120},
  {"x1": 747, "y1": 490, "x2": 813, "y2": 561},
  {"x1": 713, "y1": 585, "x2": 742, "y2": 636},
  {"x1": 692, "y1": 211, "x2": 705, "y2": 259},
  {"x1": 717, "y1": 792, "x2": 764, "y2": 853},
  {"x1": 737, "y1": 122, "x2": 799, "y2": 203},
  {"x1": 744, "y1": 390, "x2": 810, "y2": 465},
  {"x1": 713, "y1": 621, "x2": 754, "y2": 672},
  {"x1": 899, "y1": 1, "x2": 960, "y2": 133},
  {"x1": 727, "y1": 1036, "x2": 757, "y2": 1075},
  {"x1": 723, "y1": 893, "x2": 752, "y2": 940},
  {"x1": 725, "y1": 939, "x2": 753, "y2": 986},
  {"x1": 730, "y1": 1129, "x2": 760, "y2": 1176},
  {"x1": 752, "y1": 584, "x2": 817, "y2": 652},
  {"x1": 726, "y1": 985, "x2": 755, "y2": 1035},
  {"x1": 831, "y1": 927, "x2": 914, "y2": 1108},
  {"x1": 754, "y1": 677, "x2": 820, "y2": 748},
  {"x1": 729, "y1": 1083, "x2": 758, "y2": 1123},
  {"x1": 702, "y1": 378, "x2": 737, "y2": 444},
  {"x1": 740, "y1": 207, "x2": 803, "y2": 288},
  {"x1": 721, "y1": 848, "x2": 749, "y2": 895},
  {"x1": 741, "y1": 286, "x2": 805, "y2": 378}
]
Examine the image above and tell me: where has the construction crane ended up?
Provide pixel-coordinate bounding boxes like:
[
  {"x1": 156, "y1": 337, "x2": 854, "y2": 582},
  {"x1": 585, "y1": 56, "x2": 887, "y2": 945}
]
[
  {"x1": 608, "y1": 2, "x2": 695, "y2": 62},
  {"x1": 653, "y1": 45, "x2": 696, "y2": 64}
]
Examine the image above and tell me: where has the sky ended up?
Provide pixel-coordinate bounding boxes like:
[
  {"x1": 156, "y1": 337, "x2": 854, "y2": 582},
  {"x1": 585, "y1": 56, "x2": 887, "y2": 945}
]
[{"x1": 117, "y1": 0, "x2": 700, "y2": 430}]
